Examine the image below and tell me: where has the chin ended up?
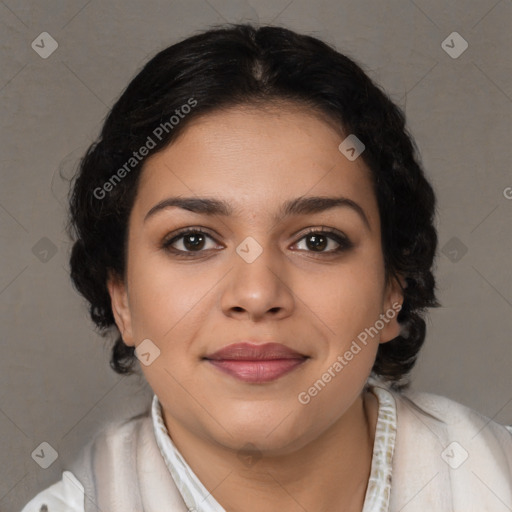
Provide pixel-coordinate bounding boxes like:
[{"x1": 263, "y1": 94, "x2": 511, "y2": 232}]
[{"x1": 212, "y1": 407, "x2": 313, "y2": 455}]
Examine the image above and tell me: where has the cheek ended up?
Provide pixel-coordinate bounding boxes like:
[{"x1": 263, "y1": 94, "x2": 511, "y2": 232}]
[
  {"x1": 306, "y1": 253, "x2": 386, "y2": 361},
  {"x1": 312, "y1": 256, "x2": 384, "y2": 320},
  {"x1": 126, "y1": 251, "x2": 205, "y2": 338}
]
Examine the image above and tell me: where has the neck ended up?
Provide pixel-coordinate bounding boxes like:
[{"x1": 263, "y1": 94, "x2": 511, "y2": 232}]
[{"x1": 162, "y1": 389, "x2": 380, "y2": 512}]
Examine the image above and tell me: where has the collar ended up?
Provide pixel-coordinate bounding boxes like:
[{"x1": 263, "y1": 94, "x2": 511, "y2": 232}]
[{"x1": 151, "y1": 380, "x2": 397, "y2": 512}]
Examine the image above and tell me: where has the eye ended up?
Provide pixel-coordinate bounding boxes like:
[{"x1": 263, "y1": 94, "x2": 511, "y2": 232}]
[
  {"x1": 292, "y1": 227, "x2": 353, "y2": 255},
  {"x1": 161, "y1": 226, "x2": 353, "y2": 258},
  {"x1": 161, "y1": 228, "x2": 221, "y2": 257}
]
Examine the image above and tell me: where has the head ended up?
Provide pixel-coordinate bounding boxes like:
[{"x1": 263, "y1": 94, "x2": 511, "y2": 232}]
[{"x1": 68, "y1": 24, "x2": 439, "y2": 452}]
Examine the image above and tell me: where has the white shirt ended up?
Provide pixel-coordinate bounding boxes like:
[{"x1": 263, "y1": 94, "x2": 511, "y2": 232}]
[{"x1": 21, "y1": 380, "x2": 399, "y2": 512}]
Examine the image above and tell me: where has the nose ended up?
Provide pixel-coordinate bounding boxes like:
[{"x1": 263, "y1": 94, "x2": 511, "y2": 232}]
[{"x1": 220, "y1": 242, "x2": 295, "y2": 322}]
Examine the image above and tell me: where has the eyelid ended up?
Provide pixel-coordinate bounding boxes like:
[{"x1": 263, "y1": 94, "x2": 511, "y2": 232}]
[{"x1": 292, "y1": 225, "x2": 350, "y2": 241}]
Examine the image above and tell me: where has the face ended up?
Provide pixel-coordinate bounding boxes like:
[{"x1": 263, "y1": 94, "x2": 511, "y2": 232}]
[{"x1": 108, "y1": 103, "x2": 403, "y2": 455}]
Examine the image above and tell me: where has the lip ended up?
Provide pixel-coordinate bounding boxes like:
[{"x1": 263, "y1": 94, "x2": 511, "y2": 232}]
[{"x1": 204, "y1": 342, "x2": 308, "y2": 383}]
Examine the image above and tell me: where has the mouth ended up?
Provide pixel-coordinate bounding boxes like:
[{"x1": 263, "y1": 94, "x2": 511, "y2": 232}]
[{"x1": 203, "y1": 342, "x2": 309, "y2": 383}]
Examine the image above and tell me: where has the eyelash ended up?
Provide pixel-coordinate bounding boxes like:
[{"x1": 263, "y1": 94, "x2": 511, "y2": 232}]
[{"x1": 161, "y1": 226, "x2": 353, "y2": 258}]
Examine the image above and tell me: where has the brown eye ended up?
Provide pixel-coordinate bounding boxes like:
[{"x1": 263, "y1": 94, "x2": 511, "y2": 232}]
[
  {"x1": 162, "y1": 229, "x2": 220, "y2": 256},
  {"x1": 294, "y1": 228, "x2": 353, "y2": 254}
]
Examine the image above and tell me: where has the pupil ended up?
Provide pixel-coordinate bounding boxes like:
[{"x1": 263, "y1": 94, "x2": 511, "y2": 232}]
[
  {"x1": 307, "y1": 234, "x2": 327, "y2": 251},
  {"x1": 184, "y1": 233, "x2": 205, "y2": 251}
]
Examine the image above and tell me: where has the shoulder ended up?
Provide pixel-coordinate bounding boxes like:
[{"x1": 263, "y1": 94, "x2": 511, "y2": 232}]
[
  {"x1": 20, "y1": 471, "x2": 85, "y2": 512},
  {"x1": 390, "y1": 386, "x2": 512, "y2": 466},
  {"x1": 69, "y1": 410, "x2": 153, "y2": 484},
  {"x1": 74, "y1": 409, "x2": 153, "y2": 467},
  {"x1": 21, "y1": 411, "x2": 153, "y2": 512},
  {"x1": 394, "y1": 387, "x2": 512, "y2": 435},
  {"x1": 385, "y1": 386, "x2": 512, "y2": 510}
]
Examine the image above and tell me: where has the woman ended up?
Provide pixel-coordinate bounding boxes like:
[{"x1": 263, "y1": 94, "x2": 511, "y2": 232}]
[{"x1": 22, "y1": 23, "x2": 512, "y2": 512}]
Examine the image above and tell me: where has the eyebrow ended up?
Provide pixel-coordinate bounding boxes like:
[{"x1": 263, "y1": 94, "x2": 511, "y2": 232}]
[{"x1": 144, "y1": 195, "x2": 371, "y2": 231}]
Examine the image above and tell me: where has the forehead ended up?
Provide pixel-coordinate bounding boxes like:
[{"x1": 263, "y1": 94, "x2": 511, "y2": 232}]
[{"x1": 133, "y1": 104, "x2": 379, "y2": 228}]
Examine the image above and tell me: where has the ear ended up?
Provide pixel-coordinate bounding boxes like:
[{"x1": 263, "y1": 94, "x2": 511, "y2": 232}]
[
  {"x1": 106, "y1": 271, "x2": 135, "y2": 347},
  {"x1": 379, "y1": 274, "x2": 406, "y2": 344}
]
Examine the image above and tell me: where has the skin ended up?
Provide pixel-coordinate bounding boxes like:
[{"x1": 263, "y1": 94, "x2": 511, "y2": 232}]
[{"x1": 108, "y1": 103, "x2": 404, "y2": 512}]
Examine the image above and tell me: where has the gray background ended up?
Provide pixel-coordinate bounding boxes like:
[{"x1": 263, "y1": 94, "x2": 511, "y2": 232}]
[{"x1": 1, "y1": 0, "x2": 511, "y2": 510}]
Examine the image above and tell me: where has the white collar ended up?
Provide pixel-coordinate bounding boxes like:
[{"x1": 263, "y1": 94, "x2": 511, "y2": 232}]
[{"x1": 151, "y1": 381, "x2": 397, "y2": 512}]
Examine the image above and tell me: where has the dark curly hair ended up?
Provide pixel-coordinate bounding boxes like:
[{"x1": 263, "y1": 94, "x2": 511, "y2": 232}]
[{"x1": 67, "y1": 23, "x2": 440, "y2": 391}]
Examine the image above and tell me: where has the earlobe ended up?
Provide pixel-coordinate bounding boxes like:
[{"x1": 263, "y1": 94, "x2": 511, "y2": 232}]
[{"x1": 106, "y1": 271, "x2": 135, "y2": 347}]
